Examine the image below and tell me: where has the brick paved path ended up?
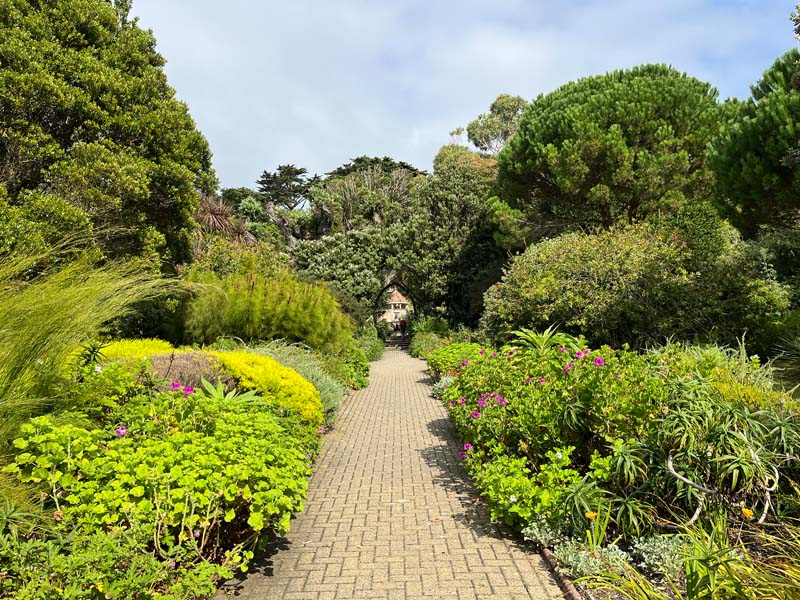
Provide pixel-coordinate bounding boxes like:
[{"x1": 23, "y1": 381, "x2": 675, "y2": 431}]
[{"x1": 216, "y1": 348, "x2": 563, "y2": 599}]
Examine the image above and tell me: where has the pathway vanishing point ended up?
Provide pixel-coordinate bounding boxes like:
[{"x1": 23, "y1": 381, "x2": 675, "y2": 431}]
[{"x1": 216, "y1": 348, "x2": 564, "y2": 599}]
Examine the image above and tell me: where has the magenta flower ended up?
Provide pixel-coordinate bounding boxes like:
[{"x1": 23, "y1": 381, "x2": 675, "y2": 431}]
[
  {"x1": 479, "y1": 349, "x2": 486, "y2": 356},
  {"x1": 464, "y1": 443, "x2": 473, "y2": 451},
  {"x1": 449, "y1": 400, "x2": 455, "y2": 407},
  {"x1": 491, "y1": 352, "x2": 497, "y2": 358},
  {"x1": 114, "y1": 425, "x2": 127, "y2": 437},
  {"x1": 508, "y1": 349, "x2": 517, "y2": 356},
  {"x1": 471, "y1": 410, "x2": 481, "y2": 419},
  {"x1": 460, "y1": 359, "x2": 470, "y2": 367},
  {"x1": 616, "y1": 373, "x2": 623, "y2": 379},
  {"x1": 524, "y1": 377, "x2": 533, "y2": 384},
  {"x1": 538, "y1": 378, "x2": 547, "y2": 384},
  {"x1": 460, "y1": 397, "x2": 467, "y2": 405},
  {"x1": 575, "y1": 350, "x2": 584, "y2": 358},
  {"x1": 562, "y1": 361, "x2": 574, "y2": 373},
  {"x1": 318, "y1": 427, "x2": 326, "y2": 434},
  {"x1": 477, "y1": 399, "x2": 487, "y2": 408},
  {"x1": 458, "y1": 451, "x2": 467, "y2": 459},
  {"x1": 169, "y1": 381, "x2": 181, "y2": 391},
  {"x1": 182, "y1": 385, "x2": 194, "y2": 395},
  {"x1": 560, "y1": 347, "x2": 567, "y2": 353},
  {"x1": 496, "y1": 397, "x2": 507, "y2": 407},
  {"x1": 194, "y1": 530, "x2": 201, "y2": 539},
  {"x1": 594, "y1": 357, "x2": 606, "y2": 366}
]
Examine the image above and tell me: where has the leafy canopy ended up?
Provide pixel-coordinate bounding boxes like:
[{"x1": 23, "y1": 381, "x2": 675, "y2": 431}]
[
  {"x1": 0, "y1": 0, "x2": 216, "y2": 265},
  {"x1": 495, "y1": 65, "x2": 722, "y2": 244},
  {"x1": 709, "y1": 49, "x2": 800, "y2": 237}
]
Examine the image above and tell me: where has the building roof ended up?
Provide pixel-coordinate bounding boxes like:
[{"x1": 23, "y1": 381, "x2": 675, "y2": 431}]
[{"x1": 388, "y1": 288, "x2": 407, "y2": 305}]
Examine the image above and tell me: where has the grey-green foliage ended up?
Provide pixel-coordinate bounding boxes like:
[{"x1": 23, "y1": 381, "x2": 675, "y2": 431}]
[
  {"x1": 631, "y1": 535, "x2": 688, "y2": 581},
  {"x1": 251, "y1": 341, "x2": 346, "y2": 426},
  {"x1": 430, "y1": 375, "x2": 454, "y2": 401},
  {"x1": 552, "y1": 539, "x2": 631, "y2": 578}
]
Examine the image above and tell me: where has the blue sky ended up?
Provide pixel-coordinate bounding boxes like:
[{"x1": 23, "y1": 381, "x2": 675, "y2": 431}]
[{"x1": 131, "y1": 0, "x2": 797, "y2": 189}]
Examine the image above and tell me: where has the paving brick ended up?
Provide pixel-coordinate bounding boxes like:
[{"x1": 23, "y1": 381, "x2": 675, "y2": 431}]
[{"x1": 215, "y1": 349, "x2": 563, "y2": 599}]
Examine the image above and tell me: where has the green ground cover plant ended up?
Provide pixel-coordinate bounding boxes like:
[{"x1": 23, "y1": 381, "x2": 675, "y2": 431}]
[{"x1": 0, "y1": 341, "x2": 325, "y2": 598}]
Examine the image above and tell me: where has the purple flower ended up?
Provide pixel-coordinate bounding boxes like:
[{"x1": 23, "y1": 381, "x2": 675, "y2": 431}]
[
  {"x1": 305, "y1": 453, "x2": 311, "y2": 459},
  {"x1": 479, "y1": 349, "x2": 486, "y2": 356},
  {"x1": 169, "y1": 381, "x2": 181, "y2": 391},
  {"x1": 449, "y1": 400, "x2": 455, "y2": 407},
  {"x1": 194, "y1": 530, "x2": 201, "y2": 539},
  {"x1": 471, "y1": 410, "x2": 481, "y2": 419},
  {"x1": 594, "y1": 357, "x2": 606, "y2": 366},
  {"x1": 464, "y1": 443, "x2": 473, "y2": 451},
  {"x1": 182, "y1": 385, "x2": 194, "y2": 395},
  {"x1": 477, "y1": 399, "x2": 487, "y2": 408},
  {"x1": 458, "y1": 451, "x2": 467, "y2": 459},
  {"x1": 460, "y1": 359, "x2": 470, "y2": 367},
  {"x1": 538, "y1": 378, "x2": 547, "y2": 384},
  {"x1": 114, "y1": 425, "x2": 127, "y2": 437},
  {"x1": 576, "y1": 350, "x2": 584, "y2": 358},
  {"x1": 562, "y1": 361, "x2": 574, "y2": 373},
  {"x1": 496, "y1": 397, "x2": 507, "y2": 407},
  {"x1": 460, "y1": 397, "x2": 467, "y2": 405}
]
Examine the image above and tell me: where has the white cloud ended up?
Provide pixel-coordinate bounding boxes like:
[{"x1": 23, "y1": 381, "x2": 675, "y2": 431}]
[{"x1": 131, "y1": 0, "x2": 796, "y2": 188}]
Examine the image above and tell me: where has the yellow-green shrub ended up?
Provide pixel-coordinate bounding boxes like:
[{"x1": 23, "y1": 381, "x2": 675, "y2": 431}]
[
  {"x1": 101, "y1": 338, "x2": 176, "y2": 362},
  {"x1": 211, "y1": 351, "x2": 323, "y2": 429}
]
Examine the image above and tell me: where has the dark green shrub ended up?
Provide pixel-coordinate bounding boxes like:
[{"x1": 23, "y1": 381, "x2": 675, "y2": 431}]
[{"x1": 480, "y1": 224, "x2": 789, "y2": 352}]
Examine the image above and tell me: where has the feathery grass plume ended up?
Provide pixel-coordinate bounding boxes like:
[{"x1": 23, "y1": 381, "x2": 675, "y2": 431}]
[{"x1": 0, "y1": 250, "x2": 169, "y2": 453}]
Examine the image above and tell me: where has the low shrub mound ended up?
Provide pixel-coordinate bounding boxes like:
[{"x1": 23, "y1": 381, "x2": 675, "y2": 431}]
[
  {"x1": 427, "y1": 342, "x2": 483, "y2": 380},
  {"x1": 252, "y1": 342, "x2": 346, "y2": 427},
  {"x1": 480, "y1": 224, "x2": 789, "y2": 352},
  {"x1": 409, "y1": 331, "x2": 446, "y2": 358}
]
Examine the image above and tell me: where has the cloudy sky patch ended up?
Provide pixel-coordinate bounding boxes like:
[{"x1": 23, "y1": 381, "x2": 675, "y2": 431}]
[{"x1": 132, "y1": 0, "x2": 796, "y2": 188}]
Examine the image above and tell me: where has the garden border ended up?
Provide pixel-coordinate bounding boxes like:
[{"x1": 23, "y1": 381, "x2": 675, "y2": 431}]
[{"x1": 539, "y1": 547, "x2": 583, "y2": 600}]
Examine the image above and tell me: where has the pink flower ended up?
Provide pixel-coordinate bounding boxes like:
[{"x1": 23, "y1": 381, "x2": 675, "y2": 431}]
[
  {"x1": 479, "y1": 349, "x2": 486, "y2": 356},
  {"x1": 460, "y1": 397, "x2": 467, "y2": 405},
  {"x1": 560, "y1": 347, "x2": 567, "y2": 353},
  {"x1": 491, "y1": 352, "x2": 497, "y2": 358},
  {"x1": 471, "y1": 410, "x2": 481, "y2": 419},
  {"x1": 616, "y1": 373, "x2": 623, "y2": 379},
  {"x1": 508, "y1": 349, "x2": 517, "y2": 356},
  {"x1": 524, "y1": 377, "x2": 533, "y2": 384},
  {"x1": 114, "y1": 425, "x2": 127, "y2": 437},
  {"x1": 182, "y1": 385, "x2": 194, "y2": 395},
  {"x1": 464, "y1": 443, "x2": 473, "y2": 451},
  {"x1": 169, "y1": 381, "x2": 181, "y2": 391},
  {"x1": 496, "y1": 397, "x2": 507, "y2": 407},
  {"x1": 318, "y1": 427, "x2": 326, "y2": 434},
  {"x1": 460, "y1": 359, "x2": 470, "y2": 367},
  {"x1": 458, "y1": 451, "x2": 467, "y2": 459},
  {"x1": 538, "y1": 378, "x2": 547, "y2": 384},
  {"x1": 594, "y1": 357, "x2": 605, "y2": 366},
  {"x1": 575, "y1": 350, "x2": 584, "y2": 358},
  {"x1": 477, "y1": 399, "x2": 487, "y2": 408},
  {"x1": 562, "y1": 361, "x2": 574, "y2": 373}
]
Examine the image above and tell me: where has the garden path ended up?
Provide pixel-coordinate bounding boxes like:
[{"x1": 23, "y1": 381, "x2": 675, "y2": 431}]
[{"x1": 216, "y1": 348, "x2": 563, "y2": 599}]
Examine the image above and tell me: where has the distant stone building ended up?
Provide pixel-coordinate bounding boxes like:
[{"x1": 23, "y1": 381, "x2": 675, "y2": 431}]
[{"x1": 380, "y1": 287, "x2": 409, "y2": 330}]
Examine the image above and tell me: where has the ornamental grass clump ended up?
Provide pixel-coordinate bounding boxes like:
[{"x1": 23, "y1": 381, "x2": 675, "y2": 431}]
[{"x1": 0, "y1": 251, "x2": 168, "y2": 455}]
